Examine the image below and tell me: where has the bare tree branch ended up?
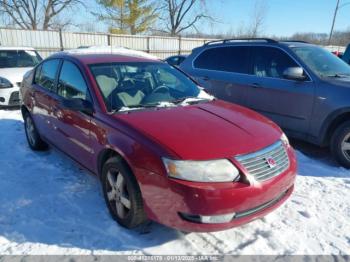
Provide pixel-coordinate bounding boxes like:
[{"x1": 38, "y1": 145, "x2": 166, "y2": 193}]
[
  {"x1": 0, "y1": 0, "x2": 83, "y2": 30},
  {"x1": 159, "y1": 0, "x2": 212, "y2": 36}
]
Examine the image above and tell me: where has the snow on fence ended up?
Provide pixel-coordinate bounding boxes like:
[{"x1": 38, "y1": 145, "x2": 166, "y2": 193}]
[{"x1": 0, "y1": 27, "x2": 214, "y2": 59}]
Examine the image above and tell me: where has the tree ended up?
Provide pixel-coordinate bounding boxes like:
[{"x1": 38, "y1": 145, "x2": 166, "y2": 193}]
[
  {"x1": 0, "y1": 0, "x2": 83, "y2": 30},
  {"x1": 94, "y1": 0, "x2": 158, "y2": 35},
  {"x1": 248, "y1": 0, "x2": 268, "y2": 37},
  {"x1": 159, "y1": 0, "x2": 211, "y2": 36}
]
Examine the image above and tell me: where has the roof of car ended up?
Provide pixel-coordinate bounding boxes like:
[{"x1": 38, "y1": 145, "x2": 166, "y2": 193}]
[
  {"x1": 50, "y1": 46, "x2": 161, "y2": 64},
  {"x1": 0, "y1": 46, "x2": 36, "y2": 51},
  {"x1": 199, "y1": 39, "x2": 313, "y2": 49}
]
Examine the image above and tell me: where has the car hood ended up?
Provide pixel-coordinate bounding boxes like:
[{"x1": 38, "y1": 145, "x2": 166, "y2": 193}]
[
  {"x1": 115, "y1": 100, "x2": 282, "y2": 160},
  {"x1": 0, "y1": 67, "x2": 33, "y2": 84}
]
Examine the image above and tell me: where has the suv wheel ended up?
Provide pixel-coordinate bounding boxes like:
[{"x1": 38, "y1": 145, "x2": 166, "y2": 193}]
[
  {"x1": 331, "y1": 120, "x2": 350, "y2": 168},
  {"x1": 24, "y1": 113, "x2": 48, "y2": 151},
  {"x1": 101, "y1": 156, "x2": 147, "y2": 228}
]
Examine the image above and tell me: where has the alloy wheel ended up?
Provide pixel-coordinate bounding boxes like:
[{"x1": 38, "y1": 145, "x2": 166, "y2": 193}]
[
  {"x1": 106, "y1": 169, "x2": 131, "y2": 219},
  {"x1": 341, "y1": 132, "x2": 350, "y2": 161},
  {"x1": 25, "y1": 116, "x2": 36, "y2": 146}
]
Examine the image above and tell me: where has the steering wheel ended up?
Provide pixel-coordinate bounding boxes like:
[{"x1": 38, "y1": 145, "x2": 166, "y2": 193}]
[{"x1": 152, "y1": 84, "x2": 170, "y2": 94}]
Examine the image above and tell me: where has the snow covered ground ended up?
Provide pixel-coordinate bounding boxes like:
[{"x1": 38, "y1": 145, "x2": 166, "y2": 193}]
[{"x1": 0, "y1": 109, "x2": 349, "y2": 255}]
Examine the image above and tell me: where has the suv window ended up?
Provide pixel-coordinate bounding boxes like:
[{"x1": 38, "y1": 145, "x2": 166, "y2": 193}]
[
  {"x1": 194, "y1": 46, "x2": 250, "y2": 74},
  {"x1": 36, "y1": 59, "x2": 60, "y2": 91},
  {"x1": 58, "y1": 61, "x2": 87, "y2": 100},
  {"x1": 251, "y1": 47, "x2": 299, "y2": 79}
]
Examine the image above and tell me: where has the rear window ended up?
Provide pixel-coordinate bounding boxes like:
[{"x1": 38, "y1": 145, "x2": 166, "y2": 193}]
[
  {"x1": 194, "y1": 46, "x2": 251, "y2": 74},
  {"x1": 0, "y1": 50, "x2": 42, "y2": 68},
  {"x1": 35, "y1": 59, "x2": 60, "y2": 91}
]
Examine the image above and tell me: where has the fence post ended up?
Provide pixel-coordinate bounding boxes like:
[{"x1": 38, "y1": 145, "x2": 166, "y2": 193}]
[
  {"x1": 107, "y1": 34, "x2": 111, "y2": 46},
  {"x1": 147, "y1": 36, "x2": 150, "y2": 53},
  {"x1": 59, "y1": 29, "x2": 64, "y2": 51},
  {"x1": 178, "y1": 36, "x2": 182, "y2": 55}
]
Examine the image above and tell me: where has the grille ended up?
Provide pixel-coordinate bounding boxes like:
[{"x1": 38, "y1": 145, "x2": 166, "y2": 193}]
[
  {"x1": 234, "y1": 188, "x2": 290, "y2": 219},
  {"x1": 9, "y1": 91, "x2": 20, "y2": 105},
  {"x1": 235, "y1": 140, "x2": 289, "y2": 182}
]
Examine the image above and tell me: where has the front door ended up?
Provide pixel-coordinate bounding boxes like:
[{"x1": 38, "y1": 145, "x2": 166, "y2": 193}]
[
  {"x1": 51, "y1": 60, "x2": 93, "y2": 169},
  {"x1": 246, "y1": 46, "x2": 315, "y2": 136}
]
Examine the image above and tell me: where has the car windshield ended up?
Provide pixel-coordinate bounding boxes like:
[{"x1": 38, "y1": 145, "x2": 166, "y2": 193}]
[
  {"x1": 0, "y1": 50, "x2": 42, "y2": 68},
  {"x1": 90, "y1": 62, "x2": 211, "y2": 112},
  {"x1": 291, "y1": 45, "x2": 350, "y2": 78}
]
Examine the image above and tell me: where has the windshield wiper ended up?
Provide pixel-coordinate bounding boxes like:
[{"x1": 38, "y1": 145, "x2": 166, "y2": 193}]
[
  {"x1": 171, "y1": 96, "x2": 210, "y2": 105},
  {"x1": 327, "y1": 73, "x2": 350, "y2": 78},
  {"x1": 110, "y1": 102, "x2": 162, "y2": 113}
]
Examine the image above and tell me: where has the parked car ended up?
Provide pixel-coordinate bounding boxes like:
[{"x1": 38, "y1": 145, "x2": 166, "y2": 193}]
[
  {"x1": 165, "y1": 55, "x2": 187, "y2": 66},
  {"x1": 332, "y1": 50, "x2": 343, "y2": 58},
  {"x1": 342, "y1": 43, "x2": 350, "y2": 64},
  {"x1": 181, "y1": 38, "x2": 350, "y2": 168},
  {"x1": 0, "y1": 47, "x2": 42, "y2": 107},
  {"x1": 20, "y1": 47, "x2": 296, "y2": 232}
]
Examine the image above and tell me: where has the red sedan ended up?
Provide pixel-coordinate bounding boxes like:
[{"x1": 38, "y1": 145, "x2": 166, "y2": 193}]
[{"x1": 20, "y1": 48, "x2": 297, "y2": 232}]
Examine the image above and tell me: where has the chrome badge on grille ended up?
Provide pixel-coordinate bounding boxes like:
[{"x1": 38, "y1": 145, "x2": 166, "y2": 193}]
[{"x1": 266, "y1": 157, "x2": 277, "y2": 168}]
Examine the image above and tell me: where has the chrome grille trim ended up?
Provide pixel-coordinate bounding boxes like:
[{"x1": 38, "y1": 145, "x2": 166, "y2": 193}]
[{"x1": 235, "y1": 140, "x2": 289, "y2": 182}]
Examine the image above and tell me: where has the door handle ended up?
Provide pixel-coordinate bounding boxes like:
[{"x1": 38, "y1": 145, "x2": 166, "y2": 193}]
[
  {"x1": 202, "y1": 76, "x2": 210, "y2": 81},
  {"x1": 52, "y1": 106, "x2": 63, "y2": 119}
]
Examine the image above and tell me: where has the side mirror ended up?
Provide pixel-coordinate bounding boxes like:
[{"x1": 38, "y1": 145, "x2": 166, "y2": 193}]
[
  {"x1": 283, "y1": 67, "x2": 307, "y2": 81},
  {"x1": 61, "y1": 98, "x2": 94, "y2": 115}
]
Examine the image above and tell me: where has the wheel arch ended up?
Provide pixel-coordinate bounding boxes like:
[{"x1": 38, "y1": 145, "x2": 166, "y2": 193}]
[
  {"x1": 97, "y1": 147, "x2": 133, "y2": 178},
  {"x1": 321, "y1": 108, "x2": 350, "y2": 146}
]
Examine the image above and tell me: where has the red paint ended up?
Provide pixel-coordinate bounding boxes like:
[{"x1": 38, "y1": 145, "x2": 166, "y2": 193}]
[{"x1": 21, "y1": 52, "x2": 297, "y2": 232}]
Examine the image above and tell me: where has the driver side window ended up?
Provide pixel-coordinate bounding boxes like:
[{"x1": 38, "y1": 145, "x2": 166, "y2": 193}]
[
  {"x1": 252, "y1": 47, "x2": 299, "y2": 79},
  {"x1": 58, "y1": 61, "x2": 87, "y2": 100}
]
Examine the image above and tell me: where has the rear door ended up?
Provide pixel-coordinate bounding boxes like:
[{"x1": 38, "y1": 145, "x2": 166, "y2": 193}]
[
  {"x1": 190, "y1": 46, "x2": 252, "y2": 107},
  {"x1": 50, "y1": 60, "x2": 93, "y2": 169},
  {"x1": 246, "y1": 46, "x2": 315, "y2": 135},
  {"x1": 31, "y1": 59, "x2": 61, "y2": 140}
]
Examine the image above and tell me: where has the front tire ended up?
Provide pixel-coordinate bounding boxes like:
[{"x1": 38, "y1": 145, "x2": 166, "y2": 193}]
[
  {"x1": 101, "y1": 156, "x2": 147, "y2": 228},
  {"x1": 24, "y1": 113, "x2": 48, "y2": 151},
  {"x1": 331, "y1": 120, "x2": 350, "y2": 168}
]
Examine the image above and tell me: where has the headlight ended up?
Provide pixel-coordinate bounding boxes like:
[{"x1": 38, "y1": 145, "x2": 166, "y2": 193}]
[
  {"x1": 281, "y1": 133, "x2": 289, "y2": 146},
  {"x1": 0, "y1": 77, "x2": 13, "y2": 88},
  {"x1": 162, "y1": 158, "x2": 239, "y2": 182}
]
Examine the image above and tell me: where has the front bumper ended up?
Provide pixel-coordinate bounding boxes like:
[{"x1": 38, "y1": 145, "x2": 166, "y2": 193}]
[
  {"x1": 137, "y1": 146, "x2": 297, "y2": 232},
  {"x1": 0, "y1": 84, "x2": 20, "y2": 106}
]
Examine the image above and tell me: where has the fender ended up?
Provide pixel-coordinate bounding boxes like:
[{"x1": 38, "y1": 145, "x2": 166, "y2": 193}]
[
  {"x1": 319, "y1": 107, "x2": 350, "y2": 145},
  {"x1": 95, "y1": 131, "x2": 168, "y2": 179}
]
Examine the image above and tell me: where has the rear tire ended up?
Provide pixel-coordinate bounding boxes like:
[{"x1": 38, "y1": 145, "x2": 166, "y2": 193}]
[
  {"x1": 101, "y1": 156, "x2": 147, "y2": 228},
  {"x1": 24, "y1": 113, "x2": 48, "y2": 151},
  {"x1": 331, "y1": 120, "x2": 350, "y2": 168}
]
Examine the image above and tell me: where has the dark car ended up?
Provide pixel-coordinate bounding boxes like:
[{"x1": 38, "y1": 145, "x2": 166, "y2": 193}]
[
  {"x1": 20, "y1": 48, "x2": 296, "y2": 232},
  {"x1": 165, "y1": 55, "x2": 187, "y2": 66},
  {"x1": 342, "y1": 44, "x2": 350, "y2": 64},
  {"x1": 181, "y1": 38, "x2": 350, "y2": 168}
]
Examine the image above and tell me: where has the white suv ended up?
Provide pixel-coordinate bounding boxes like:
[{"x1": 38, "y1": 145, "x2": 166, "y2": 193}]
[{"x1": 0, "y1": 47, "x2": 42, "y2": 106}]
